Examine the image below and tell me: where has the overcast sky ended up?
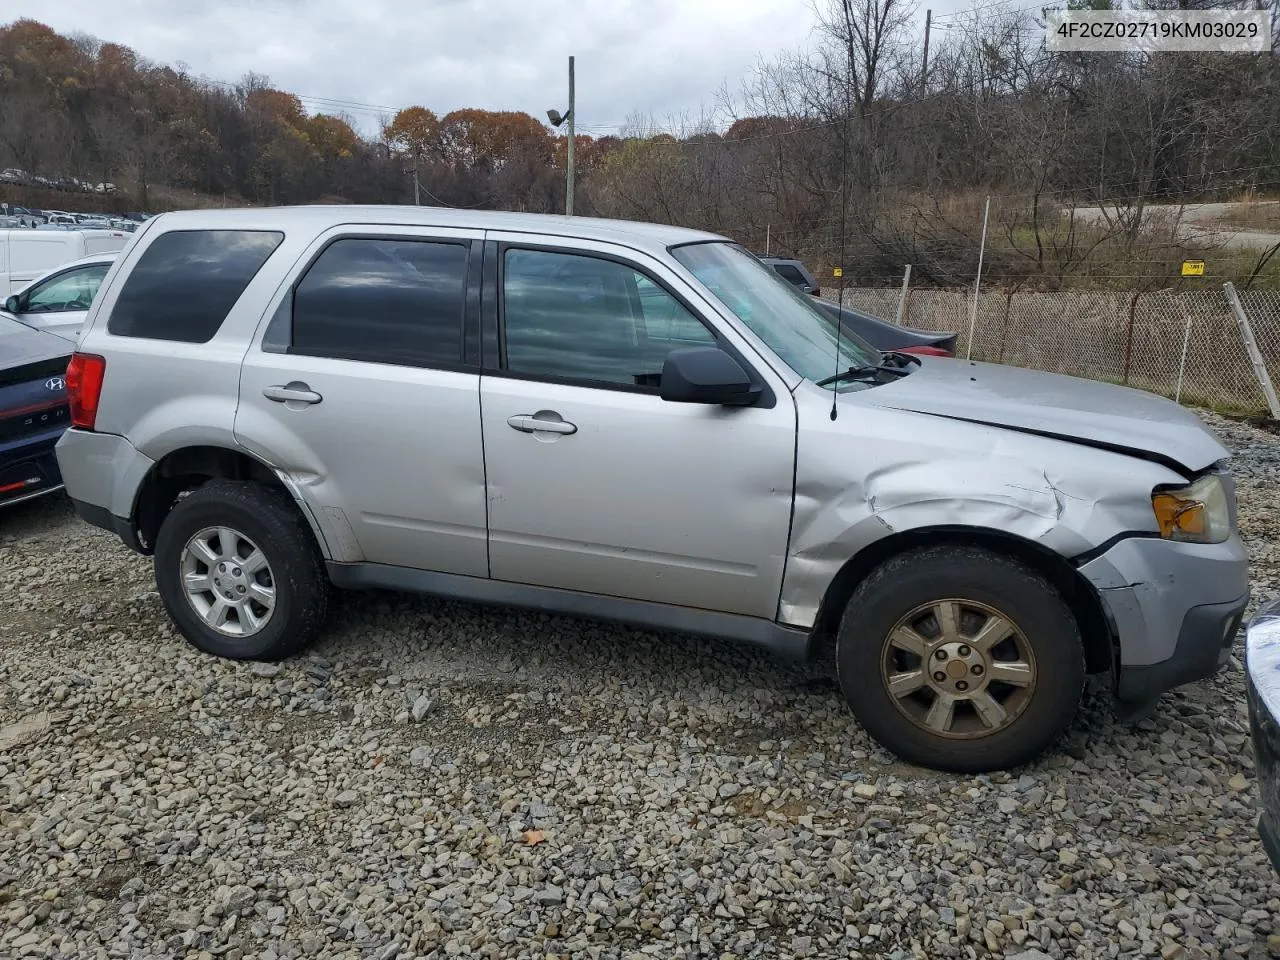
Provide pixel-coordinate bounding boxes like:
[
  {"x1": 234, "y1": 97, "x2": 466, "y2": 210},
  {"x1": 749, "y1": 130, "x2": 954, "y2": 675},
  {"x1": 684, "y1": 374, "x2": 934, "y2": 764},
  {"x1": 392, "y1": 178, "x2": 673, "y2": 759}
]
[{"x1": 9, "y1": 0, "x2": 980, "y2": 136}]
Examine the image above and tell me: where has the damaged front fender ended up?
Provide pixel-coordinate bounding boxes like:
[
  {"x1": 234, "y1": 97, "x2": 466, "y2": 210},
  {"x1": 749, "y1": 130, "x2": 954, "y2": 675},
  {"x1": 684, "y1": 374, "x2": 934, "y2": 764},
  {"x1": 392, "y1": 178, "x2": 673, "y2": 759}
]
[{"x1": 777, "y1": 387, "x2": 1188, "y2": 628}]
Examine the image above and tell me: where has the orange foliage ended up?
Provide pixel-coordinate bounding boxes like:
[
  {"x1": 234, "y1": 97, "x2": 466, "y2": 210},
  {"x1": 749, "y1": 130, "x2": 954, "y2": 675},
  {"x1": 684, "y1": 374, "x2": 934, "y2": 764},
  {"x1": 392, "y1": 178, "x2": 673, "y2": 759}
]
[
  {"x1": 439, "y1": 109, "x2": 552, "y2": 169},
  {"x1": 246, "y1": 89, "x2": 306, "y2": 127},
  {"x1": 553, "y1": 134, "x2": 603, "y2": 171},
  {"x1": 383, "y1": 106, "x2": 440, "y2": 160},
  {"x1": 307, "y1": 115, "x2": 360, "y2": 161}
]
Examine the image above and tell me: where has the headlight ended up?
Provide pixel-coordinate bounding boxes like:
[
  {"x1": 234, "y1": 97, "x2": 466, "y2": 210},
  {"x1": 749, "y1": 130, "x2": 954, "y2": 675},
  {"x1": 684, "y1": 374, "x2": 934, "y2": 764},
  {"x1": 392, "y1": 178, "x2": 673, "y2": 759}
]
[{"x1": 1151, "y1": 473, "x2": 1231, "y2": 544}]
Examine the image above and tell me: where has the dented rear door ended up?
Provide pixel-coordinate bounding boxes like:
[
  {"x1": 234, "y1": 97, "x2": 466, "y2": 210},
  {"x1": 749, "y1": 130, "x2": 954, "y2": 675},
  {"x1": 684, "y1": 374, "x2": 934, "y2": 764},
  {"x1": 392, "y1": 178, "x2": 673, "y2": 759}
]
[{"x1": 234, "y1": 225, "x2": 488, "y2": 575}]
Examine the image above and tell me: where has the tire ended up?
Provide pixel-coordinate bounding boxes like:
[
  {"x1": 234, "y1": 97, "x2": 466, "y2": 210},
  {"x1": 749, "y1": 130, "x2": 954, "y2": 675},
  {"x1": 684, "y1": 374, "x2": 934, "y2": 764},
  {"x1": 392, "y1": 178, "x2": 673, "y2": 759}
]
[
  {"x1": 153, "y1": 479, "x2": 330, "y2": 661},
  {"x1": 836, "y1": 544, "x2": 1084, "y2": 773}
]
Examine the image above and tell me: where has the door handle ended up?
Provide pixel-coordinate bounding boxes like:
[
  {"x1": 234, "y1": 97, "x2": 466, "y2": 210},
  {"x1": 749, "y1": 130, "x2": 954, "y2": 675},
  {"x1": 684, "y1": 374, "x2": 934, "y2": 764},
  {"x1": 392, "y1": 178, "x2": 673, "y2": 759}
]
[
  {"x1": 263, "y1": 382, "x2": 323, "y2": 405},
  {"x1": 507, "y1": 413, "x2": 577, "y2": 435}
]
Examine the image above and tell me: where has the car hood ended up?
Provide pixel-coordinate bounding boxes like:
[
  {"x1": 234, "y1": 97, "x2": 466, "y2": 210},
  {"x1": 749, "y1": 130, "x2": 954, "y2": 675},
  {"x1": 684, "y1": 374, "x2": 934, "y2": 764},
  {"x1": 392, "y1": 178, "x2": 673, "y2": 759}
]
[
  {"x1": 13, "y1": 312, "x2": 85, "y2": 344},
  {"x1": 861, "y1": 357, "x2": 1230, "y2": 473}
]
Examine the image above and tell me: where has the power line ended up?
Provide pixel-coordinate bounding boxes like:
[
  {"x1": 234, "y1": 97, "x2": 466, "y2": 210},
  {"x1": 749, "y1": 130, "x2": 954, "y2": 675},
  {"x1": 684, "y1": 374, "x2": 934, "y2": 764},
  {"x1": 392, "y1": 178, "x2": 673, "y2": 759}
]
[{"x1": 934, "y1": 0, "x2": 1063, "y2": 21}]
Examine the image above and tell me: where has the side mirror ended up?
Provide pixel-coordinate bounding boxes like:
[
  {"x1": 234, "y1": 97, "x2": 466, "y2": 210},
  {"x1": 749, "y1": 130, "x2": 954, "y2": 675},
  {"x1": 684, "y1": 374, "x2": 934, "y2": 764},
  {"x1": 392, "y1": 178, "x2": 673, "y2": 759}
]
[
  {"x1": 3, "y1": 295, "x2": 19, "y2": 314},
  {"x1": 660, "y1": 346, "x2": 761, "y2": 406}
]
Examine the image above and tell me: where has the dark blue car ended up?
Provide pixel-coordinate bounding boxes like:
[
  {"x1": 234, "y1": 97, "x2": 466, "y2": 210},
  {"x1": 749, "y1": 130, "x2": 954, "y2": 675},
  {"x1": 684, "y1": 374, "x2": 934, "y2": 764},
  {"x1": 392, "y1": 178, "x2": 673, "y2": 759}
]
[{"x1": 0, "y1": 314, "x2": 72, "y2": 508}]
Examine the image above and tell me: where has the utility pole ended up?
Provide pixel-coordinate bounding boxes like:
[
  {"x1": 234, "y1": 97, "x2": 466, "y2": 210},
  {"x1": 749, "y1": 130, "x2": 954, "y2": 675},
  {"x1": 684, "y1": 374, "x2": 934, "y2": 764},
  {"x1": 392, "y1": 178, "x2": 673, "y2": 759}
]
[
  {"x1": 413, "y1": 163, "x2": 421, "y2": 206},
  {"x1": 566, "y1": 55, "x2": 575, "y2": 217},
  {"x1": 921, "y1": 10, "x2": 932, "y2": 90}
]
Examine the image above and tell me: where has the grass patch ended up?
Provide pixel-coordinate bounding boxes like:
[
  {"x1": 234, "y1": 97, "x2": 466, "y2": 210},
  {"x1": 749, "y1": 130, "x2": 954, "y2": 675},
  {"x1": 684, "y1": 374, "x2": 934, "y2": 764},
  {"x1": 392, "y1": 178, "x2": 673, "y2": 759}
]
[{"x1": 1215, "y1": 201, "x2": 1280, "y2": 233}]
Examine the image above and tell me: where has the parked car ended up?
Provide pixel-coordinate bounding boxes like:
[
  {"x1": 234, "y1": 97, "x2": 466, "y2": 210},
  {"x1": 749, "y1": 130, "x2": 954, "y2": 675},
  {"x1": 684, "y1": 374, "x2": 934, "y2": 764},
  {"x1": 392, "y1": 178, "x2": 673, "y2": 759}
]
[
  {"x1": 0, "y1": 312, "x2": 72, "y2": 508},
  {"x1": 0, "y1": 228, "x2": 130, "y2": 297},
  {"x1": 1246, "y1": 597, "x2": 1280, "y2": 872},
  {"x1": 0, "y1": 168, "x2": 28, "y2": 184},
  {"x1": 761, "y1": 256, "x2": 822, "y2": 295},
  {"x1": 0, "y1": 205, "x2": 43, "y2": 228},
  {"x1": 2, "y1": 253, "x2": 116, "y2": 340},
  {"x1": 812, "y1": 299, "x2": 958, "y2": 356},
  {"x1": 54, "y1": 206, "x2": 1249, "y2": 773},
  {"x1": 760, "y1": 255, "x2": 957, "y2": 356}
]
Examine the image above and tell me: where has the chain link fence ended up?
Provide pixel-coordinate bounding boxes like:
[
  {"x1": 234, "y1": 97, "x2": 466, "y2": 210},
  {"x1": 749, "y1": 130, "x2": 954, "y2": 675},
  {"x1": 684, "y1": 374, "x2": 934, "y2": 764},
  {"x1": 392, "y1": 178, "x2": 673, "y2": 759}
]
[{"x1": 837, "y1": 286, "x2": 1280, "y2": 416}]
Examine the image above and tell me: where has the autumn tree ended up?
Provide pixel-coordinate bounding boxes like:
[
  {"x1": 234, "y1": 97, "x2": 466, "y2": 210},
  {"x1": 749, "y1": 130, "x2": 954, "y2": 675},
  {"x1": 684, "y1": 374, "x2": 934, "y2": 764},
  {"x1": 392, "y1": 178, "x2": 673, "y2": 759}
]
[
  {"x1": 383, "y1": 105, "x2": 440, "y2": 199},
  {"x1": 438, "y1": 109, "x2": 551, "y2": 171}
]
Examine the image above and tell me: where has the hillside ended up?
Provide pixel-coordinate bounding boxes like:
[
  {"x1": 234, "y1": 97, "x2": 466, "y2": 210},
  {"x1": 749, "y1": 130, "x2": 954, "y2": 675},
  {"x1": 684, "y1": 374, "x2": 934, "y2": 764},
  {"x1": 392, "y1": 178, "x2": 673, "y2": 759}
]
[{"x1": 3, "y1": 9, "x2": 1279, "y2": 288}]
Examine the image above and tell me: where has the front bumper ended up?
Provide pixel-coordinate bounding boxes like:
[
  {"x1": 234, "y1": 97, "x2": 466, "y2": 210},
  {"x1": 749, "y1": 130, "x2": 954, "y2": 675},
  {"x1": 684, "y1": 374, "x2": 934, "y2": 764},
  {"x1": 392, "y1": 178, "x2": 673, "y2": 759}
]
[
  {"x1": 1245, "y1": 598, "x2": 1280, "y2": 874},
  {"x1": 1079, "y1": 533, "x2": 1250, "y2": 702}
]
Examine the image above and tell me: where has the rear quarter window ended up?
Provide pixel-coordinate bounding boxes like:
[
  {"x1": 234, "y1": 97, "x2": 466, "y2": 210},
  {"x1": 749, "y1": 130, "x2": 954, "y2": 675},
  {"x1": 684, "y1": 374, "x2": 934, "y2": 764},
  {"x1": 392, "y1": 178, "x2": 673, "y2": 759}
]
[{"x1": 107, "y1": 229, "x2": 284, "y2": 342}]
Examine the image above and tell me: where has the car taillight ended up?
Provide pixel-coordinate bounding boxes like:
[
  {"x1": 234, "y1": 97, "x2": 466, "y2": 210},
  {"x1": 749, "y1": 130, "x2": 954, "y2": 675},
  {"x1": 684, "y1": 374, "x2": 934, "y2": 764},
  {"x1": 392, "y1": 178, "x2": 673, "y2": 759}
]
[
  {"x1": 899, "y1": 345, "x2": 952, "y2": 357},
  {"x1": 66, "y1": 353, "x2": 106, "y2": 430}
]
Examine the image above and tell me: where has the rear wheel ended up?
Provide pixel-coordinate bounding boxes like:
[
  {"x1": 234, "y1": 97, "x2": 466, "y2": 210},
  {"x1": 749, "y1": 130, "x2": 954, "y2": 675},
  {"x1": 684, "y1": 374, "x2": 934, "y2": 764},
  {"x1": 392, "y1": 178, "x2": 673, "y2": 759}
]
[
  {"x1": 836, "y1": 545, "x2": 1084, "y2": 773},
  {"x1": 154, "y1": 480, "x2": 330, "y2": 661}
]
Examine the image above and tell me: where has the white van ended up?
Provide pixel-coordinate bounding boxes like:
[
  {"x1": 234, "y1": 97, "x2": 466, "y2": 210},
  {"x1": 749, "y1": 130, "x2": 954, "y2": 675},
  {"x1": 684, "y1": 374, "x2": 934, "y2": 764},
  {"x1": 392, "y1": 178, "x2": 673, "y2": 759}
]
[{"x1": 0, "y1": 229, "x2": 131, "y2": 297}]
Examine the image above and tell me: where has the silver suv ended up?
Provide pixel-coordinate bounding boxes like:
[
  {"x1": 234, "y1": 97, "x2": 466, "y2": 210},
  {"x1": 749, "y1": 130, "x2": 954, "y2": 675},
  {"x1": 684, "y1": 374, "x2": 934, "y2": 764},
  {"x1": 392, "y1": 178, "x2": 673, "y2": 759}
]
[{"x1": 54, "y1": 206, "x2": 1249, "y2": 772}]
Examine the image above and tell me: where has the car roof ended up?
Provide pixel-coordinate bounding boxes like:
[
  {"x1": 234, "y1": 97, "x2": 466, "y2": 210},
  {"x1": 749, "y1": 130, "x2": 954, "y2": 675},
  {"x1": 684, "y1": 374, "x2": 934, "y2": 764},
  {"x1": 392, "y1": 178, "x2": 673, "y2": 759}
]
[
  {"x1": 144, "y1": 205, "x2": 730, "y2": 254},
  {"x1": 53, "y1": 252, "x2": 118, "y2": 269}
]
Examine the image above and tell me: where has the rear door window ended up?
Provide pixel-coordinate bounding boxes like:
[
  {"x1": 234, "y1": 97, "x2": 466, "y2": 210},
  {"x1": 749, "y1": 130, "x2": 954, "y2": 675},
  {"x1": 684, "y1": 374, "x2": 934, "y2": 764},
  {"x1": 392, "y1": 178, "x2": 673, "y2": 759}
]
[
  {"x1": 107, "y1": 230, "x2": 284, "y2": 342},
  {"x1": 286, "y1": 237, "x2": 470, "y2": 368}
]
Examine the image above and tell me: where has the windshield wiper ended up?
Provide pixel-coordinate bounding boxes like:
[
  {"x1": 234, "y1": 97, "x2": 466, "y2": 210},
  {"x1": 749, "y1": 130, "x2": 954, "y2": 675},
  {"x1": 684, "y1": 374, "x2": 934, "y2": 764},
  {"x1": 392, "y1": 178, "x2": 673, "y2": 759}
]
[{"x1": 815, "y1": 362, "x2": 912, "y2": 387}]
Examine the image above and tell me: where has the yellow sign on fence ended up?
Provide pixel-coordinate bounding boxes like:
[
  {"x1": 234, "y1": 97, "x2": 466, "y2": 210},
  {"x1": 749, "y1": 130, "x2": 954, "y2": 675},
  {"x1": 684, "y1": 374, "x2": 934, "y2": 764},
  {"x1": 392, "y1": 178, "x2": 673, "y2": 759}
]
[
  {"x1": 1181, "y1": 260, "x2": 1205, "y2": 277},
  {"x1": 832, "y1": 267, "x2": 843, "y2": 278}
]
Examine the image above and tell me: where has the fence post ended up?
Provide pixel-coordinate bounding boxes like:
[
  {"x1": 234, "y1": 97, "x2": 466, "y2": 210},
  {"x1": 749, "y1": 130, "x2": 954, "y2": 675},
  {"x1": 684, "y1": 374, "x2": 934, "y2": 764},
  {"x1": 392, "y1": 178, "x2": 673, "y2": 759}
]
[
  {"x1": 1122, "y1": 290, "x2": 1140, "y2": 385},
  {"x1": 997, "y1": 289, "x2": 1013, "y2": 364},
  {"x1": 1174, "y1": 306, "x2": 1192, "y2": 404},
  {"x1": 895, "y1": 264, "x2": 912, "y2": 326},
  {"x1": 1224, "y1": 281, "x2": 1280, "y2": 418}
]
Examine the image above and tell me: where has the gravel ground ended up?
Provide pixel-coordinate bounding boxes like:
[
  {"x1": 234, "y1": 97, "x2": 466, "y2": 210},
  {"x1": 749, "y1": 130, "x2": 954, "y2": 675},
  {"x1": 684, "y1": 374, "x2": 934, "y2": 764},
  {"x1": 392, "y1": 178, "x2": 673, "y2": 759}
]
[{"x1": 1, "y1": 411, "x2": 1279, "y2": 960}]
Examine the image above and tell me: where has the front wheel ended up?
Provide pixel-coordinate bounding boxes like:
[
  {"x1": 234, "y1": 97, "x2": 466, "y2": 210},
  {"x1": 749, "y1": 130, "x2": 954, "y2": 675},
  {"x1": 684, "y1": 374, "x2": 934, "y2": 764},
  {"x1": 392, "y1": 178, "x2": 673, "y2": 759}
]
[{"x1": 836, "y1": 545, "x2": 1085, "y2": 773}]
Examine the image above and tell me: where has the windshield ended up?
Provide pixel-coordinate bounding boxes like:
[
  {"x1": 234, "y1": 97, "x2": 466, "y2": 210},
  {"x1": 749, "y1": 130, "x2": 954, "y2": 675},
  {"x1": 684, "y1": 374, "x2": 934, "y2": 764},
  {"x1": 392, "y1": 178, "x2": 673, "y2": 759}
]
[{"x1": 671, "y1": 241, "x2": 880, "y2": 387}]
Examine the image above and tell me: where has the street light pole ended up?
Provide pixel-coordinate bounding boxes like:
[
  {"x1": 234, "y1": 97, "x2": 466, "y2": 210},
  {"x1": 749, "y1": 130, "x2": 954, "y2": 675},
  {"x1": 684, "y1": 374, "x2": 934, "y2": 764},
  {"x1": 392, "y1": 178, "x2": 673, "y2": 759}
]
[{"x1": 566, "y1": 55, "x2": 575, "y2": 216}]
